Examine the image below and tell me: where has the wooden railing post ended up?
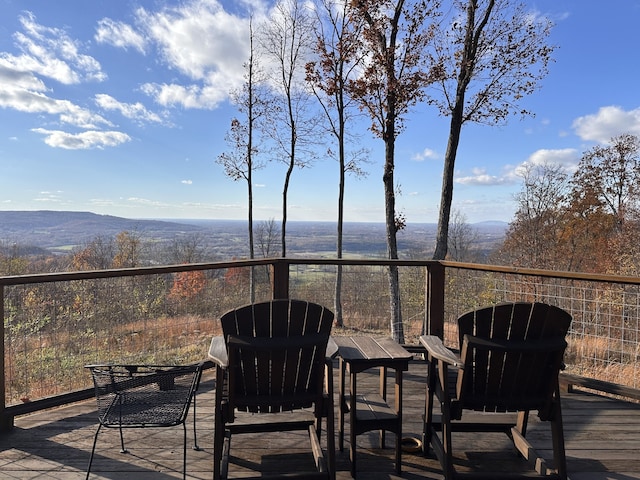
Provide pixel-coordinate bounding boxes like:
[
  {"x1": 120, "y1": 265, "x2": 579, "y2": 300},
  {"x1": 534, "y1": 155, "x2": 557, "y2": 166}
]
[
  {"x1": 425, "y1": 262, "x2": 445, "y2": 338},
  {"x1": 0, "y1": 284, "x2": 10, "y2": 431},
  {"x1": 271, "y1": 259, "x2": 290, "y2": 300}
]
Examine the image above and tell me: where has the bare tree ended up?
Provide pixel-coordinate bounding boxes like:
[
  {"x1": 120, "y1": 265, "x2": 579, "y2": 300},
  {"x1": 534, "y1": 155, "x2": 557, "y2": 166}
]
[
  {"x1": 306, "y1": 0, "x2": 369, "y2": 326},
  {"x1": 256, "y1": 217, "x2": 281, "y2": 282},
  {"x1": 217, "y1": 16, "x2": 269, "y2": 301},
  {"x1": 447, "y1": 210, "x2": 478, "y2": 261},
  {"x1": 347, "y1": 0, "x2": 441, "y2": 342},
  {"x1": 261, "y1": 0, "x2": 319, "y2": 257},
  {"x1": 166, "y1": 233, "x2": 208, "y2": 264},
  {"x1": 256, "y1": 217, "x2": 281, "y2": 259},
  {"x1": 432, "y1": 0, "x2": 555, "y2": 260},
  {"x1": 499, "y1": 161, "x2": 569, "y2": 269}
]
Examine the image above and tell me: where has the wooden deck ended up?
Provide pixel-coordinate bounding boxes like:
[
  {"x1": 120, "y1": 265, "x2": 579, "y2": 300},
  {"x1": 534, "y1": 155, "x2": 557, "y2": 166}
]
[{"x1": 1, "y1": 360, "x2": 640, "y2": 479}]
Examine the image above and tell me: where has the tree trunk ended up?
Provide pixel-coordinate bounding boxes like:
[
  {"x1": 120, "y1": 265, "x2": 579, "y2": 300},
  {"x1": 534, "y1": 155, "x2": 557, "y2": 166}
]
[
  {"x1": 433, "y1": 113, "x2": 463, "y2": 260},
  {"x1": 384, "y1": 132, "x2": 404, "y2": 343},
  {"x1": 335, "y1": 114, "x2": 346, "y2": 327},
  {"x1": 433, "y1": 0, "x2": 480, "y2": 260}
]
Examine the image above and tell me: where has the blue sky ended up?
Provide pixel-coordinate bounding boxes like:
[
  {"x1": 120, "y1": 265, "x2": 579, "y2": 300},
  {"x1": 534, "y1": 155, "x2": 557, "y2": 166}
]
[{"x1": 1, "y1": 0, "x2": 639, "y2": 225}]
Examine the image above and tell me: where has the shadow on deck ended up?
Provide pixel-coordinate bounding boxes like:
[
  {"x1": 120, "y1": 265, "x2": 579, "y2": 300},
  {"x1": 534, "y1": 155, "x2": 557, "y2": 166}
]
[{"x1": 1, "y1": 361, "x2": 640, "y2": 479}]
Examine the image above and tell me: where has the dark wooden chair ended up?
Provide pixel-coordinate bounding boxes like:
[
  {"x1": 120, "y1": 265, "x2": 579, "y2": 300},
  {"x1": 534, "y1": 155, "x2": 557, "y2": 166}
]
[
  {"x1": 209, "y1": 299, "x2": 336, "y2": 480},
  {"x1": 85, "y1": 363, "x2": 204, "y2": 480},
  {"x1": 420, "y1": 302, "x2": 572, "y2": 480}
]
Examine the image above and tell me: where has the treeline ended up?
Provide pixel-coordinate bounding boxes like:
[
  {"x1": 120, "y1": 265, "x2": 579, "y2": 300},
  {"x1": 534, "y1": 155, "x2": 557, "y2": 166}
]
[{"x1": 495, "y1": 134, "x2": 640, "y2": 276}]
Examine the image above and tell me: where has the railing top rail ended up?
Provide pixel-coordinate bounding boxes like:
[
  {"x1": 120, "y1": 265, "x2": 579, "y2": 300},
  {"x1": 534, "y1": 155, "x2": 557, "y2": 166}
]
[
  {"x1": 2, "y1": 257, "x2": 639, "y2": 287},
  {"x1": 441, "y1": 260, "x2": 640, "y2": 285},
  {"x1": 0, "y1": 258, "x2": 440, "y2": 286}
]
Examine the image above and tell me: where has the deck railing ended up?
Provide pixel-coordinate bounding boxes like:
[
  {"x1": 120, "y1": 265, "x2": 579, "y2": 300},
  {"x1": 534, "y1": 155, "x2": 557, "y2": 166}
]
[{"x1": 2, "y1": 257, "x2": 640, "y2": 430}]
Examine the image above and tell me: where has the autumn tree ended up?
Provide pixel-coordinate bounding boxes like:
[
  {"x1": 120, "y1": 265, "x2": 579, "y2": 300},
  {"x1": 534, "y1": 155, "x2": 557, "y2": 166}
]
[
  {"x1": 112, "y1": 231, "x2": 142, "y2": 268},
  {"x1": 261, "y1": 0, "x2": 319, "y2": 257},
  {"x1": 169, "y1": 270, "x2": 207, "y2": 302},
  {"x1": 570, "y1": 133, "x2": 640, "y2": 229},
  {"x1": 0, "y1": 240, "x2": 29, "y2": 275},
  {"x1": 431, "y1": 0, "x2": 555, "y2": 260},
  {"x1": 347, "y1": 0, "x2": 441, "y2": 342},
  {"x1": 306, "y1": 0, "x2": 369, "y2": 326},
  {"x1": 567, "y1": 133, "x2": 640, "y2": 272},
  {"x1": 71, "y1": 235, "x2": 115, "y2": 270},
  {"x1": 500, "y1": 136, "x2": 640, "y2": 274},
  {"x1": 217, "y1": 16, "x2": 269, "y2": 301}
]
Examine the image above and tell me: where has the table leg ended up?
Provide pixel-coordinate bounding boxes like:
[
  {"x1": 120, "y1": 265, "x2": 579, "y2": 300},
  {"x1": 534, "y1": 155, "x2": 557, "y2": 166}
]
[
  {"x1": 350, "y1": 370, "x2": 357, "y2": 478},
  {"x1": 379, "y1": 366, "x2": 387, "y2": 448},
  {"x1": 394, "y1": 369, "x2": 403, "y2": 475},
  {"x1": 338, "y1": 358, "x2": 345, "y2": 452}
]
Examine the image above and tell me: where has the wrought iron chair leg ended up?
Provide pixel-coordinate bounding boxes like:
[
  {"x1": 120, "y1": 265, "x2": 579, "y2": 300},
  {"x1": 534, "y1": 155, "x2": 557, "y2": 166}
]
[
  {"x1": 192, "y1": 395, "x2": 201, "y2": 451},
  {"x1": 118, "y1": 424, "x2": 127, "y2": 453},
  {"x1": 182, "y1": 422, "x2": 187, "y2": 480},
  {"x1": 86, "y1": 423, "x2": 103, "y2": 480}
]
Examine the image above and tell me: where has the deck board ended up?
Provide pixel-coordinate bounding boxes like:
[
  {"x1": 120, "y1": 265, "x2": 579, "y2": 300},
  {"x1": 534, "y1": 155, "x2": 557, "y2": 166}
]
[{"x1": 1, "y1": 361, "x2": 640, "y2": 479}]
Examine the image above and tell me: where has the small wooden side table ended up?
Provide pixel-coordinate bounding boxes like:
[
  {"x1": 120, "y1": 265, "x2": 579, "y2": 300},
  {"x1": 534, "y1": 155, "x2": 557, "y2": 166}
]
[{"x1": 333, "y1": 336, "x2": 413, "y2": 477}]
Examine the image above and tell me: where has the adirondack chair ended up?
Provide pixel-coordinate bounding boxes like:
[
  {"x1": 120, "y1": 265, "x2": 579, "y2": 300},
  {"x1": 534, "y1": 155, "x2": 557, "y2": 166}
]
[
  {"x1": 85, "y1": 362, "x2": 204, "y2": 480},
  {"x1": 420, "y1": 302, "x2": 572, "y2": 480},
  {"x1": 209, "y1": 299, "x2": 336, "y2": 480}
]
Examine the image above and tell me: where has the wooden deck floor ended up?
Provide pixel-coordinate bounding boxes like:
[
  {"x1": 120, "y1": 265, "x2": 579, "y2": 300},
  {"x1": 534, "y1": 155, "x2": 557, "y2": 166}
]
[{"x1": 1, "y1": 361, "x2": 640, "y2": 479}]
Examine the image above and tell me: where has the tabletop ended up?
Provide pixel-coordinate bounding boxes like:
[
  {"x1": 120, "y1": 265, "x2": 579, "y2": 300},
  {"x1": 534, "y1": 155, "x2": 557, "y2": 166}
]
[{"x1": 332, "y1": 336, "x2": 413, "y2": 369}]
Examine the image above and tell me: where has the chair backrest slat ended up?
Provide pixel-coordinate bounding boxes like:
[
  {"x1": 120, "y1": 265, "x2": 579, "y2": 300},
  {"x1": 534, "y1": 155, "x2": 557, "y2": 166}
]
[
  {"x1": 456, "y1": 302, "x2": 571, "y2": 415},
  {"x1": 221, "y1": 299, "x2": 334, "y2": 414}
]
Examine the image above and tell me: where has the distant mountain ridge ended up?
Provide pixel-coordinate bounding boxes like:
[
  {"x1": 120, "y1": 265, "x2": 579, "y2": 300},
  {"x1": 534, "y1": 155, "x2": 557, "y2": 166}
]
[
  {"x1": 0, "y1": 210, "x2": 507, "y2": 257},
  {"x1": 0, "y1": 210, "x2": 206, "y2": 249}
]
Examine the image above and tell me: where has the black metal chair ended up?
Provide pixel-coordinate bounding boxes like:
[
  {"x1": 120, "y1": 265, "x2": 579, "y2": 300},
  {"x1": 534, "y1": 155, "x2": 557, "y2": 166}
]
[
  {"x1": 85, "y1": 362, "x2": 204, "y2": 480},
  {"x1": 421, "y1": 302, "x2": 572, "y2": 480}
]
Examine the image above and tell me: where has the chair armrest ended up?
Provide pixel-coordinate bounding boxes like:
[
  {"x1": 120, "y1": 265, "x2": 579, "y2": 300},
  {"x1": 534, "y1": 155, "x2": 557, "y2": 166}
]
[
  {"x1": 420, "y1": 335, "x2": 462, "y2": 368},
  {"x1": 208, "y1": 336, "x2": 228, "y2": 367}
]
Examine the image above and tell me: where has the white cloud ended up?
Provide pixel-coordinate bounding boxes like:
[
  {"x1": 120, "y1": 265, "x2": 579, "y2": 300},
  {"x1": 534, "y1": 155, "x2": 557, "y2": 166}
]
[
  {"x1": 132, "y1": 0, "x2": 249, "y2": 108},
  {"x1": 140, "y1": 81, "x2": 228, "y2": 109},
  {"x1": 95, "y1": 18, "x2": 147, "y2": 54},
  {"x1": 412, "y1": 147, "x2": 440, "y2": 162},
  {"x1": 0, "y1": 13, "x2": 113, "y2": 134},
  {"x1": 7, "y1": 12, "x2": 105, "y2": 84},
  {"x1": 181, "y1": 179, "x2": 193, "y2": 185},
  {"x1": 573, "y1": 106, "x2": 640, "y2": 143},
  {"x1": 508, "y1": 148, "x2": 579, "y2": 180},
  {"x1": 456, "y1": 148, "x2": 580, "y2": 187},
  {"x1": 0, "y1": 76, "x2": 112, "y2": 128},
  {"x1": 524, "y1": 148, "x2": 579, "y2": 170},
  {"x1": 456, "y1": 167, "x2": 509, "y2": 186},
  {"x1": 95, "y1": 93, "x2": 165, "y2": 124},
  {"x1": 31, "y1": 128, "x2": 131, "y2": 149}
]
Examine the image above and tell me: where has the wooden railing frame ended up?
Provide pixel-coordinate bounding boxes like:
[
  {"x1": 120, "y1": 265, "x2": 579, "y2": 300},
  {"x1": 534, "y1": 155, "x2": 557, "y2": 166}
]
[{"x1": 2, "y1": 257, "x2": 640, "y2": 430}]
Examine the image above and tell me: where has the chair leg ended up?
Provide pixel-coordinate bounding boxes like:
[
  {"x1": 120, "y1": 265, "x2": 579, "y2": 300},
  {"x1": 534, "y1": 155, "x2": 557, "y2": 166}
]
[
  {"x1": 182, "y1": 422, "x2": 187, "y2": 480},
  {"x1": 441, "y1": 398, "x2": 455, "y2": 480},
  {"x1": 118, "y1": 425, "x2": 127, "y2": 454},
  {"x1": 551, "y1": 385, "x2": 568, "y2": 480},
  {"x1": 213, "y1": 368, "x2": 225, "y2": 480},
  {"x1": 422, "y1": 356, "x2": 437, "y2": 456},
  {"x1": 326, "y1": 392, "x2": 336, "y2": 479},
  {"x1": 192, "y1": 394, "x2": 201, "y2": 451},
  {"x1": 86, "y1": 424, "x2": 103, "y2": 480}
]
